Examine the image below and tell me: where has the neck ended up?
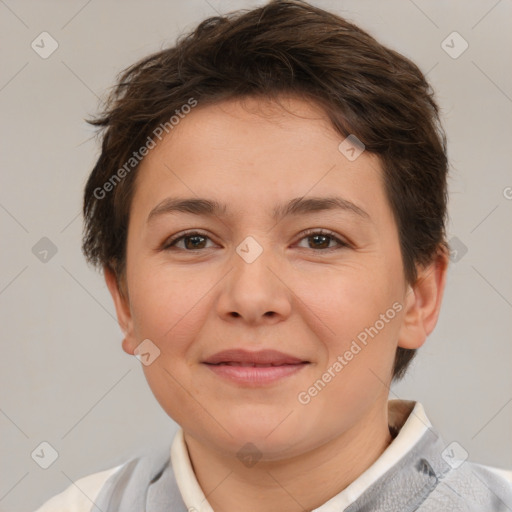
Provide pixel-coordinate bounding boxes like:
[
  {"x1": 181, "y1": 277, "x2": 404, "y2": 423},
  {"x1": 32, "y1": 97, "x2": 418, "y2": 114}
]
[{"x1": 184, "y1": 399, "x2": 393, "y2": 512}]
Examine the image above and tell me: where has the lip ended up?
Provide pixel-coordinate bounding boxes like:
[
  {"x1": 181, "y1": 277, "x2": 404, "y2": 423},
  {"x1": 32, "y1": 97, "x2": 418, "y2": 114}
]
[
  {"x1": 203, "y1": 349, "x2": 307, "y2": 365},
  {"x1": 202, "y1": 349, "x2": 310, "y2": 387}
]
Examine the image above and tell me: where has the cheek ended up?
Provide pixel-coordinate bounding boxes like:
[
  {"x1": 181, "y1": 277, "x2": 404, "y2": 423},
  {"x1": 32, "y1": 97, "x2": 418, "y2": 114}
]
[
  {"x1": 294, "y1": 258, "x2": 403, "y2": 371},
  {"x1": 128, "y1": 262, "x2": 213, "y2": 357},
  {"x1": 296, "y1": 264, "x2": 390, "y2": 335},
  {"x1": 127, "y1": 263, "x2": 179, "y2": 342},
  {"x1": 129, "y1": 267, "x2": 208, "y2": 422}
]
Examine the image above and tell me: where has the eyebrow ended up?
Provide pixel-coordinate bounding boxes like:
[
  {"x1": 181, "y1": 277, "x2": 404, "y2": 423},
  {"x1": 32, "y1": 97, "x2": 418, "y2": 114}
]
[{"x1": 147, "y1": 195, "x2": 371, "y2": 224}]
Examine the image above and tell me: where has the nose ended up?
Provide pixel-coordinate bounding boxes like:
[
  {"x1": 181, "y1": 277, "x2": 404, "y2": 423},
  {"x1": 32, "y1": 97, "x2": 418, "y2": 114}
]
[{"x1": 215, "y1": 236, "x2": 292, "y2": 325}]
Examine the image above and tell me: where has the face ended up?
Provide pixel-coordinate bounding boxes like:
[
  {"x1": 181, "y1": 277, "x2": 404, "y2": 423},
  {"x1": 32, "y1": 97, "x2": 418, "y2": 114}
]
[{"x1": 107, "y1": 96, "x2": 442, "y2": 461}]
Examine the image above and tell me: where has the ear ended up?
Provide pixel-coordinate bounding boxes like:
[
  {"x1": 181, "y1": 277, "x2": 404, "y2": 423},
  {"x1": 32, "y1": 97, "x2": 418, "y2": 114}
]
[
  {"x1": 397, "y1": 248, "x2": 449, "y2": 350},
  {"x1": 104, "y1": 266, "x2": 137, "y2": 355}
]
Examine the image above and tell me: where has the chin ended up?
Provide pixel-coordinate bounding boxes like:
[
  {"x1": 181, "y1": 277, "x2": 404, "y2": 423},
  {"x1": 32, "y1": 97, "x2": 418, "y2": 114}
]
[
  {"x1": 227, "y1": 418, "x2": 302, "y2": 452},
  {"x1": 220, "y1": 433, "x2": 304, "y2": 464}
]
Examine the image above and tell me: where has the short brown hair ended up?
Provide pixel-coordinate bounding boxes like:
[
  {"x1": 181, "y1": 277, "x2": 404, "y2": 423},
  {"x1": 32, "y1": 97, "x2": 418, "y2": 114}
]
[{"x1": 82, "y1": 0, "x2": 449, "y2": 381}]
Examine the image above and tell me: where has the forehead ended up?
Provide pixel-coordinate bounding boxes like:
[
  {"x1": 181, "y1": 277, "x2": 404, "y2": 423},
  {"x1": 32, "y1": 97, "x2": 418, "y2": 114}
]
[{"x1": 130, "y1": 95, "x2": 388, "y2": 226}]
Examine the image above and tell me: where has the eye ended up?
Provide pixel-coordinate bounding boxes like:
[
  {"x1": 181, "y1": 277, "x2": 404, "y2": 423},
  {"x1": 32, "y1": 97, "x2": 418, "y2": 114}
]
[
  {"x1": 162, "y1": 231, "x2": 215, "y2": 251},
  {"x1": 296, "y1": 229, "x2": 350, "y2": 251}
]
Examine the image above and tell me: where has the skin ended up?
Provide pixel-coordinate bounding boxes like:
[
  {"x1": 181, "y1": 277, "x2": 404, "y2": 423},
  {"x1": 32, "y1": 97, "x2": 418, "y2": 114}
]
[{"x1": 105, "y1": 95, "x2": 448, "y2": 512}]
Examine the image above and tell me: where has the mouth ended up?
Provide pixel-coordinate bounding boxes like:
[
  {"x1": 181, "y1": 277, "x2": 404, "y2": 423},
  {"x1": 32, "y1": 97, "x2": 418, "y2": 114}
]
[
  {"x1": 206, "y1": 362, "x2": 306, "y2": 367},
  {"x1": 203, "y1": 348, "x2": 309, "y2": 366},
  {"x1": 202, "y1": 349, "x2": 310, "y2": 386}
]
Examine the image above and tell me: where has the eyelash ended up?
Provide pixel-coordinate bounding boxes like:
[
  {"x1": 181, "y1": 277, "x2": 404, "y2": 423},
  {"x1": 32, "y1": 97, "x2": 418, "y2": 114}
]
[{"x1": 161, "y1": 228, "x2": 350, "y2": 252}]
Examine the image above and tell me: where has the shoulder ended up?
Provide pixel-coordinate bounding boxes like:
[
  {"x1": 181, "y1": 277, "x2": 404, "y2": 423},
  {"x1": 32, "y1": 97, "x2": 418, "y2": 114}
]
[
  {"x1": 468, "y1": 461, "x2": 512, "y2": 488},
  {"x1": 34, "y1": 464, "x2": 124, "y2": 512},
  {"x1": 474, "y1": 463, "x2": 512, "y2": 485},
  {"x1": 34, "y1": 439, "x2": 176, "y2": 512},
  {"x1": 420, "y1": 460, "x2": 512, "y2": 511}
]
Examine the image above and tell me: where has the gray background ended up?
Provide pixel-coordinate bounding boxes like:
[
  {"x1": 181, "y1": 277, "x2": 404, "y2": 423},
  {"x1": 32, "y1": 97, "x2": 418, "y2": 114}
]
[{"x1": 1, "y1": 1, "x2": 511, "y2": 510}]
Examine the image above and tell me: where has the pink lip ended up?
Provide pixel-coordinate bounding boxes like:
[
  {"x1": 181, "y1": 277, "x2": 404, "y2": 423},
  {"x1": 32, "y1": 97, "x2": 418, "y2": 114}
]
[{"x1": 202, "y1": 349, "x2": 310, "y2": 386}]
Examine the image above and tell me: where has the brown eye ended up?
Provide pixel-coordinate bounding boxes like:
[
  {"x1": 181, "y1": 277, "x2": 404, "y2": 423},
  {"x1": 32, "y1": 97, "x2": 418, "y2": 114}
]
[
  {"x1": 163, "y1": 232, "x2": 214, "y2": 251},
  {"x1": 296, "y1": 229, "x2": 349, "y2": 251}
]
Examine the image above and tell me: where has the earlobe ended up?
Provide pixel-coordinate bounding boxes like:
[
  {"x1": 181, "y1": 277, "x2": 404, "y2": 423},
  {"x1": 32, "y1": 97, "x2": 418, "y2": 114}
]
[
  {"x1": 397, "y1": 249, "x2": 449, "y2": 350},
  {"x1": 103, "y1": 266, "x2": 137, "y2": 355}
]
